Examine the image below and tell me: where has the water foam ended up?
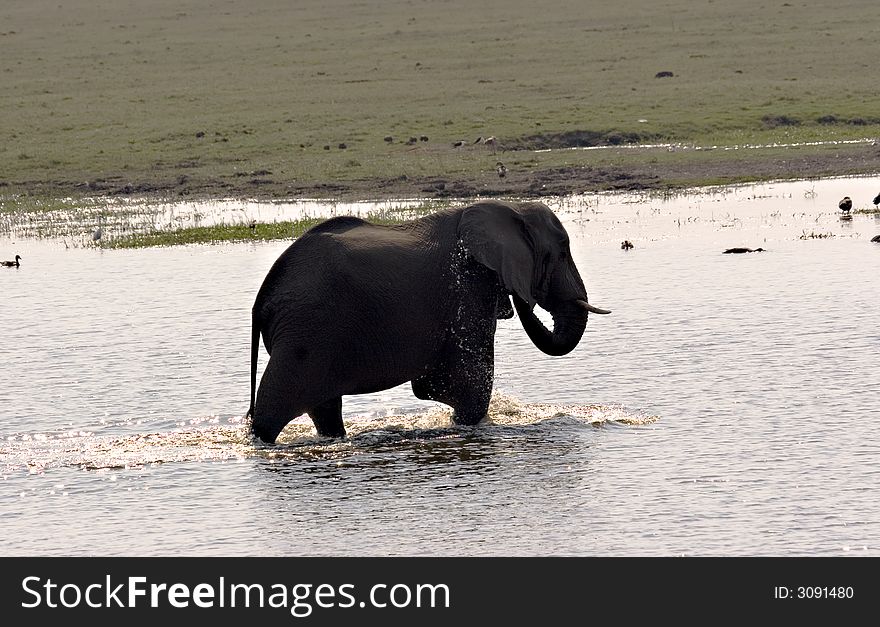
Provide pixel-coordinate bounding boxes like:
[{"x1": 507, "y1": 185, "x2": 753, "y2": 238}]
[{"x1": 0, "y1": 393, "x2": 657, "y2": 473}]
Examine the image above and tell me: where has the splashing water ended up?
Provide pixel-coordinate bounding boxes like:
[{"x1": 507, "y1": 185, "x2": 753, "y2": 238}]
[{"x1": 1, "y1": 393, "x2": 656, "y2": 474}]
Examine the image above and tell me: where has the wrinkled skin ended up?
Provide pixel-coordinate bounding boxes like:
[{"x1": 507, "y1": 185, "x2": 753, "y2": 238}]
[{"x1": 248, "y1": 200, "x2": 607, "y2": 443}]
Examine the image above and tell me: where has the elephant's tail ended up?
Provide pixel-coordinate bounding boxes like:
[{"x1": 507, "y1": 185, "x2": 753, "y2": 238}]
[{"x1": 247, "y1": 309, "x2": 260, "y2": 421}]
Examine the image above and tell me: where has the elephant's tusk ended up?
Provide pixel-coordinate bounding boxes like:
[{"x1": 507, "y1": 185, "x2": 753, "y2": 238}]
[{"x1": 576, "y1": 300, "x2": 611, "y2": 315}]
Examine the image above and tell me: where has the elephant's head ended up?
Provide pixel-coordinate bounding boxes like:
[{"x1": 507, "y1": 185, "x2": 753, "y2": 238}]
[{"x1": 459, "y1": 201, "x2": 609, "y2": 356}]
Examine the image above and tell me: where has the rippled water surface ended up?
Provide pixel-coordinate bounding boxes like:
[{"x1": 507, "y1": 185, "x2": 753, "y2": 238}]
[{"x1": 1, "y1": 177, "x2": 878, "y2": 556}]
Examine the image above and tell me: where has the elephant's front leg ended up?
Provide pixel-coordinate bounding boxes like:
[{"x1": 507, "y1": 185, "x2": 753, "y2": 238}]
[{"x1": 412, "y1": 316, "x2": 496, "y2": 426}]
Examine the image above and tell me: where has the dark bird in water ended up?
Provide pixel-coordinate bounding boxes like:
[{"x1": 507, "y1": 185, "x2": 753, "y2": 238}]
[
  {"x1": 621, "y1": 240, "x2": 634, "y2": 250},
  {"x1": 871, "y1": 234, "x2": 880, "y2": 243},
  {"x1": 496, "y1": 161, "x2": 507, "y2": 178},
  {"x1": 838, "y1": 196, "x2": 852, "y2": 213},
  {"x1": 723, "y1": 247, "x2": 765, "y2": 254},
  {"x1": 1, "y1": 254, "x2": 22, "y2": 267},
  {"x1": 873, "y1": 192, "x2": 880, "y2": 208}
]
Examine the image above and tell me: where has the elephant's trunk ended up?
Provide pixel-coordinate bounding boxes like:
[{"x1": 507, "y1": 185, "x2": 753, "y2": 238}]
[{"x1": 513, "y1": 295, "x2": 607, "y2": 356}]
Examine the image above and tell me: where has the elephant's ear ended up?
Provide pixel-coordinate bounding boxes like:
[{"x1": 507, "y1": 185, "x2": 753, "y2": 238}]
[{"x1": 459, "y1": 202, "x2": 537, "y2": 307}]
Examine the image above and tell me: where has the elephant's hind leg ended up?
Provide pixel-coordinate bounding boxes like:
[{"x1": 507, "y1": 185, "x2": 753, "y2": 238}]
[
  {"x1": 252, "y1": 354, "x2": 308, "y2": 444},
  {"x1": 308, "y1": 397, "x2": 345, "y2": 438}
]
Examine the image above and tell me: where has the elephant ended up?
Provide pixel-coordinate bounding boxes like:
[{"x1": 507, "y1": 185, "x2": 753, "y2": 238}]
[{"x1": 247, "y1": 200, "x2": 610, "y2": 443}]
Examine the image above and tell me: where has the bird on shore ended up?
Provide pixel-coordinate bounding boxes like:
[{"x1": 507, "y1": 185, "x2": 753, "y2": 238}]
[
  {"x1": 452, "y1": 140, "x2": 466, "y2": 148},
  {"x1": 496, "y1": 161, "x2": 507, "y2": 178},
  {"x1": 473, "y1": 136, "x2": 498, "y2": 153},
  {"x1": 1, "y1": 254, "x2": 22, "y2": 267},
  {"x1": 249, "y1": 219, "x2": 257, "y2": 234},
  {"x1": 838, "y1": 196, "x2": 852, "y2": 213},
  {"x1": 723, "y1": 247, "x2": 765, "y2": 254},
  {"x1": 92, "y1": 214, "x2": 105, "y2": 243},
  {"x1": 621, "y1": 240, "x2": 634, "y2": 250}
]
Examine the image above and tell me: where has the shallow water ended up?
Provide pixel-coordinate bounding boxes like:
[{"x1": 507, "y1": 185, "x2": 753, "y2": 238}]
[{"x1": 1, "y1": 176, "x2": 878, "y2": 556}]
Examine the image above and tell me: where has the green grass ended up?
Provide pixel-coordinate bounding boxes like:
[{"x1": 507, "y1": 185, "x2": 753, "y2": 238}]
[
  {"x1": 102, "y1": 219, "x2": 327, "y2": 248},
  {"x1": 97, "y1": 201, "x2": 449, "y2": 248},
  {"x1": 2, "y1": 0, "x2": 880, "y2": 199}
]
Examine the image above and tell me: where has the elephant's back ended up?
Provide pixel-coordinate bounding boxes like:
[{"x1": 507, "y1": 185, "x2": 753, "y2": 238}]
[
  {"x1": 255, "y1": 218, "x2": 452, "y2": 323},
  {"x1": 255, "y1": 216, "x2": 455, "y2": 379}
]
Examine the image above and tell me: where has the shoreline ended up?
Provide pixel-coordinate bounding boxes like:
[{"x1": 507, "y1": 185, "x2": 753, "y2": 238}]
[{"x1": 4, "y1": 142, "x2": 879, "y2": 206}]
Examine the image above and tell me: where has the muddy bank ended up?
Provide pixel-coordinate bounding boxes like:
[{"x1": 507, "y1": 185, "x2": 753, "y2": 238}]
[
  {"x1": 4, "y1": 142, "x2": 879, "y2": 203},
  {"x1": 310, "y1": 142, "x2": 880, "y2": 200}
]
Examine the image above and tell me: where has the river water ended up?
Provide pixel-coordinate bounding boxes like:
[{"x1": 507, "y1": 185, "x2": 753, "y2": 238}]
[{"x1": 1, "y1": 176, "x2": 878, "y2": 556}]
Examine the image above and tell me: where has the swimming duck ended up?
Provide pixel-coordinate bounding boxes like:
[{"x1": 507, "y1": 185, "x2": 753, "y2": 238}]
[
  {"x1": 621, "y1": 240, "x2": 634, "y2": 250},
  {"x1": 873, "y1": 192, "x2": 880, "y2": 208},
  {"x1": 838, "y1": 196, "x2": 852, "y2": 213},
  {"x1": 723, "y1": 247, "x2": 764, "y2": 254},
  {"x1": 1, "y1": 254, "x2": 22, "y2": 267},
  {"x1": 871, "y1": 235, "x2": 880, "y2": 243}
]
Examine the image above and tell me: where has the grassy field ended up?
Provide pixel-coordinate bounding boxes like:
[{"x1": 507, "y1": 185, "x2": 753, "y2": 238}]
[{"x1": 2, "y1": 0, "x2": 880, "y2": 203}]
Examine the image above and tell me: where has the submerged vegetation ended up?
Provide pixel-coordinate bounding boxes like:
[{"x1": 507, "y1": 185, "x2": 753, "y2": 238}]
[
  {"x1": 0, "y1": 193, "x2": 451, "y2": 248},
  {"x1": 799, "y1": 230, "x2": 835, "y2": 240}
]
